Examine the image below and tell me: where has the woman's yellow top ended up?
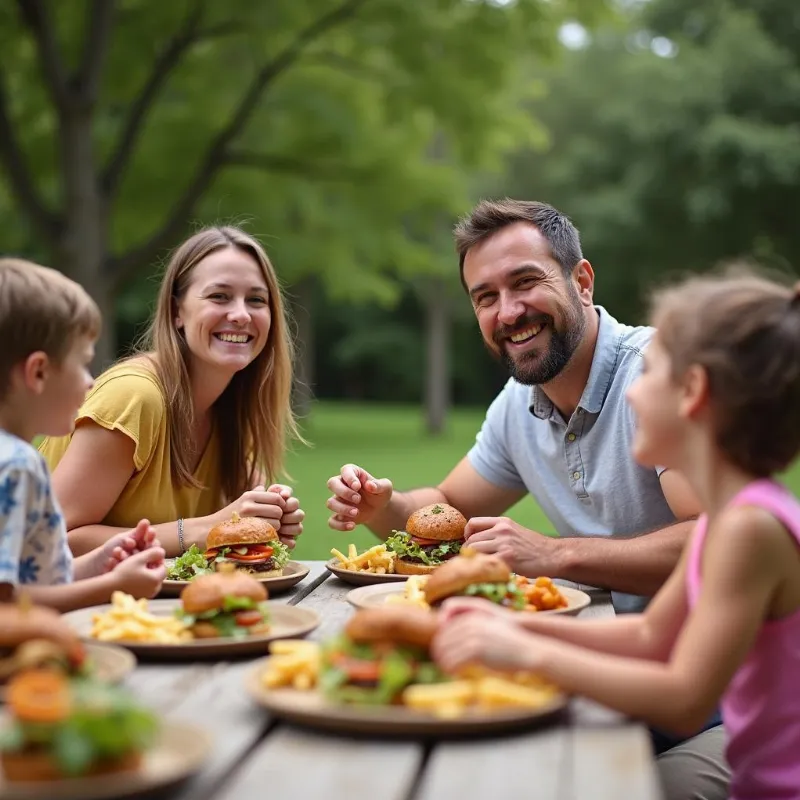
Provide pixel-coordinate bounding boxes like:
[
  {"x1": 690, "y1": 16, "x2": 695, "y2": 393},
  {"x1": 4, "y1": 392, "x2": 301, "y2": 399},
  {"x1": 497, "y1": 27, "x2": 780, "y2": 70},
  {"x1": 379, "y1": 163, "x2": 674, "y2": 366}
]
[{"x1": 39, "y1": 363, "x2": 222, "y2": 528}]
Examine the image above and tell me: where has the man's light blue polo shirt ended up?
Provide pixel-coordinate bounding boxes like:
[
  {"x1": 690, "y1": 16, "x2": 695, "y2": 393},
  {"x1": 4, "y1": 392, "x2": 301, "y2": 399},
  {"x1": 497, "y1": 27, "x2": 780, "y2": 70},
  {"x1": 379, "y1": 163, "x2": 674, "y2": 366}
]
[{"x1": 468, "y1": 306, "x2": 677, "y2": 613}]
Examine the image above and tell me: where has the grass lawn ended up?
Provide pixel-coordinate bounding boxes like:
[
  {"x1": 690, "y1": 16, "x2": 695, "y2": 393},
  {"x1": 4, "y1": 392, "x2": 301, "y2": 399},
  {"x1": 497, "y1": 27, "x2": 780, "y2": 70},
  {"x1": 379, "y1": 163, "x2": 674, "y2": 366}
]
[{"x1": 288, "y1": 402, "x2": 800, "y2": 561}]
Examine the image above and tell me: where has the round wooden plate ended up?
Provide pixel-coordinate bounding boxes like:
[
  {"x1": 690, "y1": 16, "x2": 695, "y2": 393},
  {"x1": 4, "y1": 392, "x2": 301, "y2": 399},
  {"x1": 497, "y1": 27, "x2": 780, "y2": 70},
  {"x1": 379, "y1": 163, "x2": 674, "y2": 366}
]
[
  {"x1": 63, "y1": 600, "x2": 320, "y2": 660},
  {"x1": 0, "y1": 719, "x2": 210, "y2": 799},
  {"x1": 346, "y1": 583, "x2": 592, "y2": 616},
  {"x1": 325, "y1": 558, "x2": 408, "y2": 586},
  {"x1": 159, "y1": 561, "x2": 310, "y2": 597},
  {"x1": 0, "y1": 643, "x2": 135, "y2": 703},
  {"x1": 245, "y1": 658, "x2": 567, "y2": 738}
]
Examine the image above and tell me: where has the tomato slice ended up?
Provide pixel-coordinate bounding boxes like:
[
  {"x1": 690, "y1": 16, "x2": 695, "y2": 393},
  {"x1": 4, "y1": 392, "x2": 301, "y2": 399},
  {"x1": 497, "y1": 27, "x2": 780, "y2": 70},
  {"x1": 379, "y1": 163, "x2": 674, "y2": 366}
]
[
  {"x1": 410, "y1": 536, "x2": 441, "y2": 547},
  {"x1": 245, "y1": 544, "x2": 275, "y2": 555},
  {"x1": 226, "y1": 549, "x2": 274, "y2": 563},
  {"x1": 7, "y1": 670, "x2": 71, "y2": 724},
  {"x1": 204, "y1": 548, "x2": 219, "y2": 559},
  {"x1": 329, "y1": 654, "x2": 381, "y2": 683},
  {"x1": 234, "y1": 610, "x2": 266, "y2": 627}
]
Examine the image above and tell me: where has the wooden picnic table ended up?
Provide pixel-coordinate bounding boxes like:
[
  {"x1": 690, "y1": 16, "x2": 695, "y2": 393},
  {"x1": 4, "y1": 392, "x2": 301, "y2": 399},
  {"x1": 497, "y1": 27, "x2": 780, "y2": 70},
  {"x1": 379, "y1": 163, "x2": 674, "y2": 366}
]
[{"x1": 126, "y1": 561, "x2": 663, "y2": 800}]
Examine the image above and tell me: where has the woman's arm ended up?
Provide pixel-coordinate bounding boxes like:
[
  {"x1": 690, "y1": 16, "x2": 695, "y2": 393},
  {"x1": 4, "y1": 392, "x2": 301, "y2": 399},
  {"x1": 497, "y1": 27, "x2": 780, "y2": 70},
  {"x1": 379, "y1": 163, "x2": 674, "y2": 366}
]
[
  {"x1": 50, "y1": 422, "x2": 137, "y2": 555},
  {"x1": 50, "y1": 423, "x2": 211, "y2": 556}
]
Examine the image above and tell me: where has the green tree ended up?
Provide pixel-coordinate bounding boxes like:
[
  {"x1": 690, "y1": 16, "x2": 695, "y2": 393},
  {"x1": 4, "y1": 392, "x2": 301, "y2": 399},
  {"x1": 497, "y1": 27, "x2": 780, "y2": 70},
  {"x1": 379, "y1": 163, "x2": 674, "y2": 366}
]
[
  {"x1": 0, "y1": 0, "x2": 602, "y2": 373},
  {"x1": 502, "y1": 0, "x2": 800, "y2": 322}
]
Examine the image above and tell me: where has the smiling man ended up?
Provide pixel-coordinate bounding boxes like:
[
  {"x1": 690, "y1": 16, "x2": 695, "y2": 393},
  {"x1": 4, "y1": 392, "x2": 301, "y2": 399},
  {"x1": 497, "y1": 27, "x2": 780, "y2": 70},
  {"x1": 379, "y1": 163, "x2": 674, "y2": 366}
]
[{"x1": 326, "y1": 199, "x2": 729, "y2": 800}]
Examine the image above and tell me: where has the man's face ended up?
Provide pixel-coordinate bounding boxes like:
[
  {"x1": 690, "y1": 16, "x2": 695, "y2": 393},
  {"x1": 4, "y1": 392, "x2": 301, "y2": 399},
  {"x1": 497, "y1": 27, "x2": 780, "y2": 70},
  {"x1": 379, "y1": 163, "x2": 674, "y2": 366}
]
[{"x1": 463, "y1": 222, "x2": 589, "y2": 385}]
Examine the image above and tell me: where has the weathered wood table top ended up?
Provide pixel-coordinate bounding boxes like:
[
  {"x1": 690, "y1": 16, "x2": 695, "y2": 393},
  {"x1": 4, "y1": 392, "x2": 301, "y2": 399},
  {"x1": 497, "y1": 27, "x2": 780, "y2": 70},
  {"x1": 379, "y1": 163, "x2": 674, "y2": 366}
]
[{"x1": 125, "y1": 561, "x2": 663, "y2": 800}]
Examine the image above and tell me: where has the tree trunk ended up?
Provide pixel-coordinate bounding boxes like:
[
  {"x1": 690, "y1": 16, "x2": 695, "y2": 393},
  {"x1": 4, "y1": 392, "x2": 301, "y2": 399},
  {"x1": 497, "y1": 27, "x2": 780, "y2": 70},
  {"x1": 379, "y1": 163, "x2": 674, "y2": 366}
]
[
  {"x1": 56, "y1": 108, "x2": 116, "y2": 368},
  {"x1": 290, "y1": 275, "x2": 316, "y2": 418},
  {"x1": 424, "y1": 278, "x2": 450, "y2": 436}
]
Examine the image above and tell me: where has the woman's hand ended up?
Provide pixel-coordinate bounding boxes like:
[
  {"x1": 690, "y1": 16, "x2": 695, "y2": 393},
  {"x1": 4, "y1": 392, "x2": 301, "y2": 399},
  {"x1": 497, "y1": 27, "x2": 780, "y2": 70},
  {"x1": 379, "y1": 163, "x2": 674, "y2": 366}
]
[
  {"x1": 213, "y1": 485, "x2": 304, "y2": 549},
  {"x1": 267, "y1": 484, "x2": 305, "y2": 549}
]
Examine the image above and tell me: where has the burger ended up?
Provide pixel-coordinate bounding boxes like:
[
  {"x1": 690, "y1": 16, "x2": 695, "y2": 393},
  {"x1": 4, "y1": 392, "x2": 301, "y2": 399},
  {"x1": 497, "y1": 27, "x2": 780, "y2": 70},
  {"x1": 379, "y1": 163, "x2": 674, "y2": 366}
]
[
  {"x1": 0, "y1": 670, "x2": 158, "y2": 782},
  {"x1": 385, "y1": 503, "x2": 467, "y2": 575},
  {"x1": 423, "y1": 551, "x2": 527, "y2": 610},
  {"x1": 203, "y1": 513, "x2": 290, "y2": 576},
  {"x1": 177, "y1": 568, "x2": 270, "y2": 639},
  {"x1": 320, "y1": 607, "x2": 446, "y2": 705},
  {"x1": 0, "y1": 602, "x2": 88, "y2": 684}
]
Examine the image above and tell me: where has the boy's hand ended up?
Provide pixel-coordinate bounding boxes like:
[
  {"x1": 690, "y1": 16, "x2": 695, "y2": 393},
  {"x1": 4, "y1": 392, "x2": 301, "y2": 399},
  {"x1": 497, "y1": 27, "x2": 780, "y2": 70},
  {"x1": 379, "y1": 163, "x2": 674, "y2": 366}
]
[
  {"x1": 100, "y1": 520, "x2": 160, "y2": 574},
  {"x1": 109, "y1": 548, "x2": 166, "y2": 599}
]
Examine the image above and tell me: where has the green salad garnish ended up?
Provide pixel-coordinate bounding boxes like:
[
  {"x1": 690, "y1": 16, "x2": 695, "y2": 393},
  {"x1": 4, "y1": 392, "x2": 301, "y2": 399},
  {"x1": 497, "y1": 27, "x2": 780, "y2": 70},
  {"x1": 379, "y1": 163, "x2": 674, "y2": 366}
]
[{"x1": 167, "y1": 544, "x2": 213, "y2": 581}]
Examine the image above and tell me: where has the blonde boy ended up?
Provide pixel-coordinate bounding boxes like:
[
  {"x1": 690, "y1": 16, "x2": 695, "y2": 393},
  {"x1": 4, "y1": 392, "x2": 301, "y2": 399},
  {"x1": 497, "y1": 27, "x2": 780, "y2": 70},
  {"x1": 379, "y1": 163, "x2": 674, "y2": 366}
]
[{"x1": 0, "y1": 258, "x2": 165, "y2": 610}]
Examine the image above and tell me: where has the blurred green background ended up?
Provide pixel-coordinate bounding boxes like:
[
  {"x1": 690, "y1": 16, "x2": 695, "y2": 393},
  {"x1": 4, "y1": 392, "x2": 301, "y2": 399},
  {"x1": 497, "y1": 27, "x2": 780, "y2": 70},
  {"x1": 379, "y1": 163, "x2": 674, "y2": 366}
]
[{"x1": 2, "y1": 0, "x2": 799, "y2": 558}]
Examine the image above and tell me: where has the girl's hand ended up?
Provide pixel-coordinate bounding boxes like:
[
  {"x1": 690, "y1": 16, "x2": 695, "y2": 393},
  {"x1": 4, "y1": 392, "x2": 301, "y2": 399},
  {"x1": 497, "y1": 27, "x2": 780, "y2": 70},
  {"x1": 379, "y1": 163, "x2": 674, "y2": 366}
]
[
  {"x1": 437, "y1": 596, "x2": 518, "y2": 625},
  {"x1": 432, "y1": 613, "x2": 544, "y2": 675}
]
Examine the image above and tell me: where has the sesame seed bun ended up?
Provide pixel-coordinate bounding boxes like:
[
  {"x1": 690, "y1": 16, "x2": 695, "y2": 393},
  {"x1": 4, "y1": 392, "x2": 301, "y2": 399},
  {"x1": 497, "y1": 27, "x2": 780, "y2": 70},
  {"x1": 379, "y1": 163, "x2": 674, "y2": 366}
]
[
  {"x1": 206, "y1": 515, "x2": 278, "y2": 550},
  {"x1": 424, "y1": 553, "x2": 511, "y2": 606},
  {"x1": 180, "y1": 570, "x2": 267, "y2": 615},
  {"x1": 405, "y1": 504, "x2": 467, "y2": 542},
  {"x1": 345, "y1": 607, "x2": 437, "y2": 649}
]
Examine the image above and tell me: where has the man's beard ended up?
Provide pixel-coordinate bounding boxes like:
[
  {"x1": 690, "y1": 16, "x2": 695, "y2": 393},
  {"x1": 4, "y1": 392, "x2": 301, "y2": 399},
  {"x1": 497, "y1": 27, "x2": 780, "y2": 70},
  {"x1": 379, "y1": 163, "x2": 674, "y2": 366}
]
[{"x1": 492, "y1": 294, "x2": 587, "y2": 386}]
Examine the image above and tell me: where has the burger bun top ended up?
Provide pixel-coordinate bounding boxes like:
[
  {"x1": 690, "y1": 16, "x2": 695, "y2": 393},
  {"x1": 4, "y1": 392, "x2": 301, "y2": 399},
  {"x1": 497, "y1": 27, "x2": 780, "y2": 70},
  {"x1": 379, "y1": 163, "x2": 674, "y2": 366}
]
[
  {"x1": 345, "y1": 607, "x2": 437, "y2": 649},
  {"x1": 180, "y1": 570, "x2": 268, "y2": 615},
  {"x1": 206, "y1": 514, "x2": 278, "y2": 550},
  {"x1": 424, "y1": 552, "x2": 511, "y2": 605},
  {"x1": 405, "y1": 504, "x2": 467, "y2": 542}
]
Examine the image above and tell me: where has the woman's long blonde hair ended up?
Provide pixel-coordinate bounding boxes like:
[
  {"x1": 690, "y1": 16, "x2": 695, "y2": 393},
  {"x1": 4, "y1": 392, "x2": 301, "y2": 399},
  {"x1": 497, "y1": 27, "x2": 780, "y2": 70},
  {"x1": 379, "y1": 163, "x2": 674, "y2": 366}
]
[{"x1": 132, "y1": 226, "x2": 302, "y2": 501}]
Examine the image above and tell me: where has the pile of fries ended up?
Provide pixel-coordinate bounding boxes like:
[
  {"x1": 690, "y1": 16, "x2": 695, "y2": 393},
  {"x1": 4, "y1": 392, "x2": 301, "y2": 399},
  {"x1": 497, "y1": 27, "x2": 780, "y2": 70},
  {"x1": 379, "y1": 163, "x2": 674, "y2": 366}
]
[
  {"x1": 90, "y1": 592, "x2": 194, "y2": 644},
  {"x1": 514, "y1": 576, "x2": 568, "y2": 612},
  {"x1": 384, "y1": 575, "x2": 430, "y2": 609},
  {"x1": 331, "y1": 544, "x2": 396, "y2": 574},
  {"x1": 258, "y1": 641, "x2": 560, "y2": 718},
  {"x1": 403, "y1": 668, "x2": 561, "y2": 719},
  {"x1": 260, "y1": 640, "x2": 321, "y2": 690}
]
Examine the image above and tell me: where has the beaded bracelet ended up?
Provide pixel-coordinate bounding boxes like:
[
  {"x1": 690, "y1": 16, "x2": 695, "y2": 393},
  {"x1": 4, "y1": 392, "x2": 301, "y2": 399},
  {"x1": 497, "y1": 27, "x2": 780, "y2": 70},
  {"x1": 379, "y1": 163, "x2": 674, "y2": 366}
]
[{"x1": 177, "y1": 518, "x2": 186, "y2": 554}]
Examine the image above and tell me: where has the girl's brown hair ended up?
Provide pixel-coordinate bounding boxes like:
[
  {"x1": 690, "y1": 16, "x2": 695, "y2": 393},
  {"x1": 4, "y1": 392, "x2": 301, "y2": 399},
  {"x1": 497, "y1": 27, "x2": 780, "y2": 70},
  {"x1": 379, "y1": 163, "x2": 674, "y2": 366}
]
[
  {"x1": 651, "y1": 267, "x2": 800, "y2": 477},
  {"x1": 131, "y1": 226, "x2": 302, "y2": 500}
]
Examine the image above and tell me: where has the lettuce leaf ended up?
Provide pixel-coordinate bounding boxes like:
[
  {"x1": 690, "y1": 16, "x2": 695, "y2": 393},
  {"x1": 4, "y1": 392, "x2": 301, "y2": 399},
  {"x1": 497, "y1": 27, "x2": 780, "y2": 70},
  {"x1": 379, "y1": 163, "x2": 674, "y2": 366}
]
[
  {"x1": 385, "y1": 532, "x2": 462, "y2": 565},
  {"x1": 166, "y1": 545, "x2": 213, "y2": 581},
  {"x1": 1, "y1": 681, "x2": 159, "y2": 777},
  {"x1": 463, "y1": 581, "x2": 527, "y2": 610},
  {"x1": 270, "y1": 540, "x2": 291, "y2": 570}
]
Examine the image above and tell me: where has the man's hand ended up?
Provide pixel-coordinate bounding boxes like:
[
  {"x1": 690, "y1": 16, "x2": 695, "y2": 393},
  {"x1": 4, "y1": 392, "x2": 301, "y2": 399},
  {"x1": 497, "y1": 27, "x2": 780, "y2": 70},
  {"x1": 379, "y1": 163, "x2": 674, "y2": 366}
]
[
  {"x1": 326, "y1": 464, "x2": 393, "y2": 531},
  {"x1": 464, "y1": 516, "x2": 564, "y2": 578}
]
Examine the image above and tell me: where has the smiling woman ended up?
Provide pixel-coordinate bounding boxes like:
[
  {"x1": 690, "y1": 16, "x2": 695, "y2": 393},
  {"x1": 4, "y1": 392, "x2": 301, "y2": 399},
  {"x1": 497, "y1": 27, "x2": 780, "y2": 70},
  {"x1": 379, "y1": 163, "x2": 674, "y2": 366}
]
[{"x1": 38, "y1": 227, "x2": 307, "y2": 559}]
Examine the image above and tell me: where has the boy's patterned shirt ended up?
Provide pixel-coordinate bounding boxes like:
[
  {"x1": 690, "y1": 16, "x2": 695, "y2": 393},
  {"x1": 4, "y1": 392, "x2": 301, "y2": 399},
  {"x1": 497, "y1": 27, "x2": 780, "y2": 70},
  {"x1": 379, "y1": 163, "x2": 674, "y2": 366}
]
[{"x1": 0, "y1": 429, "x2": 72, "y2": 587}]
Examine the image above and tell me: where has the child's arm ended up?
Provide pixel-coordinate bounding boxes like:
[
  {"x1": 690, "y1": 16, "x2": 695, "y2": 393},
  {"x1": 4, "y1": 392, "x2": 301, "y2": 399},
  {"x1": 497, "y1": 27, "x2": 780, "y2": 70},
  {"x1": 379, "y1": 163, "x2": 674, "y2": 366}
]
[
  {"x1": 27, "y1": 574, "x2": 117, "y2": 612},
  {"x1": 28, "y1": 548, "x2": 166, "y2": 612},
  {"x1": 435, "y1": 506, "x2": 787, "y2": 734},
  {"x1": 440, "y1": 544, "x2": 690, "y2": 661}
]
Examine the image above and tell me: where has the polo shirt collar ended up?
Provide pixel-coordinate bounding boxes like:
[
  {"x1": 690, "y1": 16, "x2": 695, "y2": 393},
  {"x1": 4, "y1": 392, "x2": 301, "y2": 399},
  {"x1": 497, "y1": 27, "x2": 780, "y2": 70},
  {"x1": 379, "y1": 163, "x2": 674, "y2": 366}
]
[{"x1": 528, "y1": 306, "x2": 623, "y2": 419}]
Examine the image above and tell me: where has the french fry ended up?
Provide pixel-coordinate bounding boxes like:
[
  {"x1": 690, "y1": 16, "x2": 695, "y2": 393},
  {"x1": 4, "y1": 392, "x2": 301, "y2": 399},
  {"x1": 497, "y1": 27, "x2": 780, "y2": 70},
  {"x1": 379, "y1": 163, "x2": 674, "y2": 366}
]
[
  {"x1": 260, "y1": 640, "x2": 322, "y2": 689},
  {"x1": 89, "y1": 592, "x2": 193, "y2": 644},
  {"x1": 330, "y1": 543, "x2": 396, "y2": 574}
]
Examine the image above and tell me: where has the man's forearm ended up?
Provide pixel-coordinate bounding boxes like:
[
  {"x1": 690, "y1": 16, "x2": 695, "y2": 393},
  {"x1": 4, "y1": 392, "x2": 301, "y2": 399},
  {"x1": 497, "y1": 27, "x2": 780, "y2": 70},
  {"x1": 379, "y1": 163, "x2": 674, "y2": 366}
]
[
  {"x1": 367, "y1": 488, "x2": 449, "y2": 539},
  {"x1": 554, "y1": 520, "x2": 694, "y2": 595}
]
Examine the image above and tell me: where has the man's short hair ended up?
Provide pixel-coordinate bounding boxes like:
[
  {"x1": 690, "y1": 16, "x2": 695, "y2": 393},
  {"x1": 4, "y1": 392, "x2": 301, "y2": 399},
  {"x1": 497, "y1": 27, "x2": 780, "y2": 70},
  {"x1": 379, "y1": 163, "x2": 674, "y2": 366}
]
[{"x1": 454, "y1": 199, "x2": 583, "y2": 287}]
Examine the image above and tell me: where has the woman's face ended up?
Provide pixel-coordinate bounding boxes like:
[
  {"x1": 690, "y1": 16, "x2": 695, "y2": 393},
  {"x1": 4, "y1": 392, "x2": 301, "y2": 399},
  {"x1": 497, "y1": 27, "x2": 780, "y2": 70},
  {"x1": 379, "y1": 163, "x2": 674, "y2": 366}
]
[{"x1": 174, "y1": 246, "x2": 272, "y2": 378}]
